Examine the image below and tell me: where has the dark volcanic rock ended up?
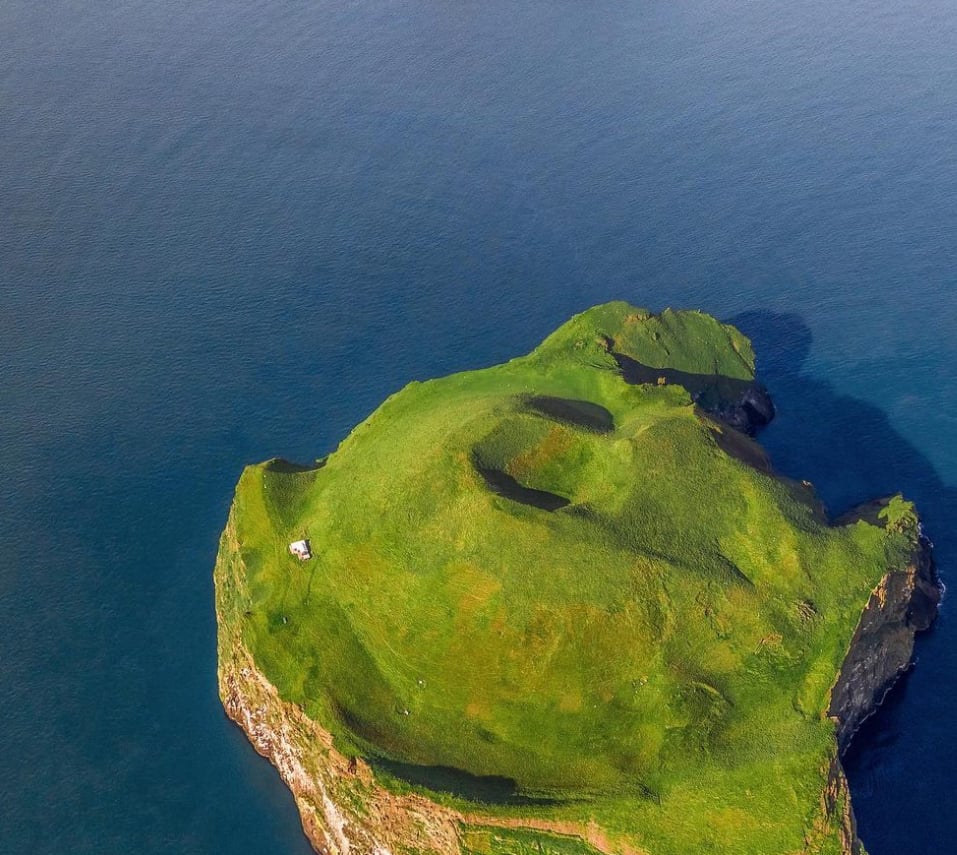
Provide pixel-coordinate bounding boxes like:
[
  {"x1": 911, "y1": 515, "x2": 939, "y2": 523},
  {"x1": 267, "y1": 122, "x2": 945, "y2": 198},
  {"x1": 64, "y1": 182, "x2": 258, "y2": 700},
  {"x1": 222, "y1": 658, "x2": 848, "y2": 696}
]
[
  {"x1": 822, "y1": 527, "x2": 939, "y2": 854},
  {"x1": 828, "y1": 533, "x2": 941, "y2": 754},
  {"x1": 709, "y1": 382, "x2": 776, "y2": 435}
]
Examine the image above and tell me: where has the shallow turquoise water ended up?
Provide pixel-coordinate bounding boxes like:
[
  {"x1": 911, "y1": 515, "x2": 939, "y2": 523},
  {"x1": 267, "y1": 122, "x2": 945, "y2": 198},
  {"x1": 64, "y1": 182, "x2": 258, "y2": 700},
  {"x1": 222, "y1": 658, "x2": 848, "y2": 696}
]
[{"x1": 2, "y1": 0, "x2": 956, "y2": 851}]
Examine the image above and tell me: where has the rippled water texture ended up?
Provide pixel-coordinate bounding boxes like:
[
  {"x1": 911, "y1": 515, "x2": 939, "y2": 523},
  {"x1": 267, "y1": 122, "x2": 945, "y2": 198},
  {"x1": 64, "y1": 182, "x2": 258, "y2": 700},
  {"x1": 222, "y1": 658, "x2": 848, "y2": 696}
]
[{"x1": 3, "y1": 0, "x2": 957, "y2": 851}]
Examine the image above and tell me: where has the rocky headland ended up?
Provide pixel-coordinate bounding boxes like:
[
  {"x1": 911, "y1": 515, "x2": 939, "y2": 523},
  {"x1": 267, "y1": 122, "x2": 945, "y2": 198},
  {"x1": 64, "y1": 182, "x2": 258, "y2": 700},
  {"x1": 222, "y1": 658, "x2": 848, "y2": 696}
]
[{"x1": 214, "y1": 303, "x2": 940, "y2": 855}]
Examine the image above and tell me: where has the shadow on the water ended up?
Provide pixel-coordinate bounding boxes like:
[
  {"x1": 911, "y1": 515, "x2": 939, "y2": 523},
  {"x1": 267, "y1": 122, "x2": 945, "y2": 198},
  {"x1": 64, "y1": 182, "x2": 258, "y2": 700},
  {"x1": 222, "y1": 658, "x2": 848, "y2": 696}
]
[
  {"x1": 728, "y1": 311, "x2": 953, "y2": 818},
  {"x1": 730, "y1": 310, "x2": 957, "y2": 532}
]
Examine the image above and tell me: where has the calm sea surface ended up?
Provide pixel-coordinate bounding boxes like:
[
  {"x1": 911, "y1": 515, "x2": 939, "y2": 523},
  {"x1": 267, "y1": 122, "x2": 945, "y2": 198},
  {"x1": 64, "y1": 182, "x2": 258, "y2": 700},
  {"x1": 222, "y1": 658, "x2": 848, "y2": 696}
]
[{"x1": 3, "y1": 0, "x2": 957, "y2": 851}]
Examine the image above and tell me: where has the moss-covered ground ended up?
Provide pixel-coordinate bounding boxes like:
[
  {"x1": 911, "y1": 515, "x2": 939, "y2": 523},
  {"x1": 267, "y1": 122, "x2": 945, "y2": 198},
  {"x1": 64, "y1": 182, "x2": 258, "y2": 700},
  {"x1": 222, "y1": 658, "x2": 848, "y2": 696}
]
[{"x1": 219, "y1": 302, "x2": 916, "y2": 854}]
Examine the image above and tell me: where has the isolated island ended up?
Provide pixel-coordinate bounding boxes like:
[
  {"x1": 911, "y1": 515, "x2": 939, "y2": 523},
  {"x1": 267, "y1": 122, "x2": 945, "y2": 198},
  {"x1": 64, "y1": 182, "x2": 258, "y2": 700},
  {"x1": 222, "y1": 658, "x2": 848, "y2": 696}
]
[{"x1": 215, "y1": 302, "x2": 939, "y2": 855}]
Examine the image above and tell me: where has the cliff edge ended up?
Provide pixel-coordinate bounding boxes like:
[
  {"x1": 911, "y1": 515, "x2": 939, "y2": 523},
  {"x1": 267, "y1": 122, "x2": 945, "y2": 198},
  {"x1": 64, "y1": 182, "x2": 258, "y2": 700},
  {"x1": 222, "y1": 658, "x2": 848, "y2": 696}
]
[{"x1": 829, "y1": 528, "x2": 939, "y2": 754}]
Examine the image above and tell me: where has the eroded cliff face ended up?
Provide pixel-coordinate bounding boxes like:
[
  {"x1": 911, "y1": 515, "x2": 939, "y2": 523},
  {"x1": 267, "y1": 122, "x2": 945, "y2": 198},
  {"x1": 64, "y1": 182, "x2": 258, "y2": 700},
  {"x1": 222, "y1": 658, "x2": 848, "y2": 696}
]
[
  {"x1": 219, "y1": 641, "x2": 464, "y2": 855},
  {"x1": 216, "y1": 514, "x2": 464, "y2": 855},
  {"x1": 820, "y1": 756, "x2": 861, "y2": 855},
  {"x1": 828, "y1": 535, "x2": 940, "y2": 754},
  {"x1": 817, "y1": 533, "x2": 940, "y2": 855}
]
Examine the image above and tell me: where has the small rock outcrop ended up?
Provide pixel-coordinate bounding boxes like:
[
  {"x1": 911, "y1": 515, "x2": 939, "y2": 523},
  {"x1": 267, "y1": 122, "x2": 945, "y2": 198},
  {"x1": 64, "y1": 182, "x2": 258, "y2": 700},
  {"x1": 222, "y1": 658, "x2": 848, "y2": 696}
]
[{"x1": 707, "y1": 381, "x2": 776, "y2": 435}]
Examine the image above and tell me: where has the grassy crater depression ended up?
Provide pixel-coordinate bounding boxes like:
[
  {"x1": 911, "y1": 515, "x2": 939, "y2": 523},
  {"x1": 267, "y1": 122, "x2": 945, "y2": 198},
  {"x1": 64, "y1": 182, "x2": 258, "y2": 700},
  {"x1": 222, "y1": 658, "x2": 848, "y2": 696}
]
[{"x1": 216, "y1": 302, "x2": 924, "y2": 855}]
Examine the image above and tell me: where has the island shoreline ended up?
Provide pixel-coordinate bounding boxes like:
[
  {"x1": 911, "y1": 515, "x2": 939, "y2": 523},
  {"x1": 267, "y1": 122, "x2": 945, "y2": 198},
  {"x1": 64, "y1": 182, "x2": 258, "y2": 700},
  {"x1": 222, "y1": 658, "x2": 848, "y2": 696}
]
[{"x1": 213, "y1": 305, "x2": 941, "y2": 855}]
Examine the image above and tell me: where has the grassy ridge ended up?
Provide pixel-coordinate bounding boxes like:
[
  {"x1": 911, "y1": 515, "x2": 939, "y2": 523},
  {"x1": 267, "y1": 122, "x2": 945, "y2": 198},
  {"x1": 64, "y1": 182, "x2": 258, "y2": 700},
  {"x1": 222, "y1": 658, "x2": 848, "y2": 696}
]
[{"x1": 221, "y1": 303, "x2": 914, "y2": 853}]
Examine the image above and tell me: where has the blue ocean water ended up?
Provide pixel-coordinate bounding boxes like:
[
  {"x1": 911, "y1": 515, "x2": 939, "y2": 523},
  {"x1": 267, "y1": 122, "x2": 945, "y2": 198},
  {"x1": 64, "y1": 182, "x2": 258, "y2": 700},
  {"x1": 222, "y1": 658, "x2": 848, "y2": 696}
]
[{"x1": 2, "y1": 0, "x2": 956, "y2": 851}]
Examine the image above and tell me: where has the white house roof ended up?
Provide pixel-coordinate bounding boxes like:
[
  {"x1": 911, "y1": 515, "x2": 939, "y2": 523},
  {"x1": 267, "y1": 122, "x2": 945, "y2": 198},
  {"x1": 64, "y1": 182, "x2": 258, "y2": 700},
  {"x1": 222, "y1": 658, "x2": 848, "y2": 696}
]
[{"x1": 289, "y1": 539, "x2": 312, "y2": 559}]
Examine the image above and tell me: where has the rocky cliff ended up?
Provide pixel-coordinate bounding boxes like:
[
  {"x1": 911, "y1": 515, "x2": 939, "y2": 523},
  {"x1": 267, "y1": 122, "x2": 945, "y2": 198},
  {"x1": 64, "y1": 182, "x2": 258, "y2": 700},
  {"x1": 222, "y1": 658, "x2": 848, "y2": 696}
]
[
  {"x1": 215, "y1": 512, "x2": 466, "y2": 855},
  {"x1": 828, "y1": 533, "x2": 940, "y2": 754},
  {"x1": 821, "y1": 530, "x2": 940, "y2": 854}
]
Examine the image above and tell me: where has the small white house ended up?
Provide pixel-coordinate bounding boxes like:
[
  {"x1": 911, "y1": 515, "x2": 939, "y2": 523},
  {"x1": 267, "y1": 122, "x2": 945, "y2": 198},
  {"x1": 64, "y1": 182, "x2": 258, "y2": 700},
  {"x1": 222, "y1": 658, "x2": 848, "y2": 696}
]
[{"x1": 289, "y1": 539, "x2": 312, "y2": 560}]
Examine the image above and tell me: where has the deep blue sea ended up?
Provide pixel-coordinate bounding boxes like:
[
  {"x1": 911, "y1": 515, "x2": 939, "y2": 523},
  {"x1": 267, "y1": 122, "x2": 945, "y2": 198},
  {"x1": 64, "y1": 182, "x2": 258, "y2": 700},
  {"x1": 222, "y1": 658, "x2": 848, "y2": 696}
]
[{"x1": 3, "y1": 0, "x2": 956, "y2": 851}]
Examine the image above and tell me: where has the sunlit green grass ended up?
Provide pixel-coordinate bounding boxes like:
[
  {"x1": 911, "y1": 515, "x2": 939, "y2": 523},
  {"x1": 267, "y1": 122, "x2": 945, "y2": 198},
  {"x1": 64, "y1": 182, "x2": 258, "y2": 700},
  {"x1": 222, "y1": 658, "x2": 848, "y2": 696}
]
[{"x1": 219, "y1": 302, "x2": 914, "y2": 853}]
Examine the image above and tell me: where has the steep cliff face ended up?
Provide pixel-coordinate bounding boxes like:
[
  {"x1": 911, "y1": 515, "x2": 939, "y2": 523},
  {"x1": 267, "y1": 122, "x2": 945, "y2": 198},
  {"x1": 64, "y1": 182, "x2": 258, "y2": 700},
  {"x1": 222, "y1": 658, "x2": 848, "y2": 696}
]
[
  {"x1": 814, "y1": 532, "x2": 940, "y2": 855},
  {"x1": 218, "y1": 640, "x2": 465, "y2": 855},
  {"x1": 828, "y1": 535, "x2": 940, "y2": 754},
  {"x1": 799, "y1": 756, "x2": 860, "y2": 855}
]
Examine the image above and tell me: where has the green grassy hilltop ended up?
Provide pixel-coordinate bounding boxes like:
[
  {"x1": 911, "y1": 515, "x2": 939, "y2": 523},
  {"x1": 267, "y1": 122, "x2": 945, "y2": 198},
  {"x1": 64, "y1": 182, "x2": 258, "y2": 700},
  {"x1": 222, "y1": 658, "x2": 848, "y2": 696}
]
[{"x1": 217, "y1": 302, "x2": 919, "y2": 854}]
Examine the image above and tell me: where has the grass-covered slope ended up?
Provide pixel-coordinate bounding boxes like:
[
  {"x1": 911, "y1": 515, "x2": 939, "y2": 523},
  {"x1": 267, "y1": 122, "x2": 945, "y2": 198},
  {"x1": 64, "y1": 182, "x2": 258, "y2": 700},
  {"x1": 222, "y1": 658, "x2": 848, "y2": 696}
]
[{"x1": 218, "y1": 302, "x2": 919, "y2": 854}]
